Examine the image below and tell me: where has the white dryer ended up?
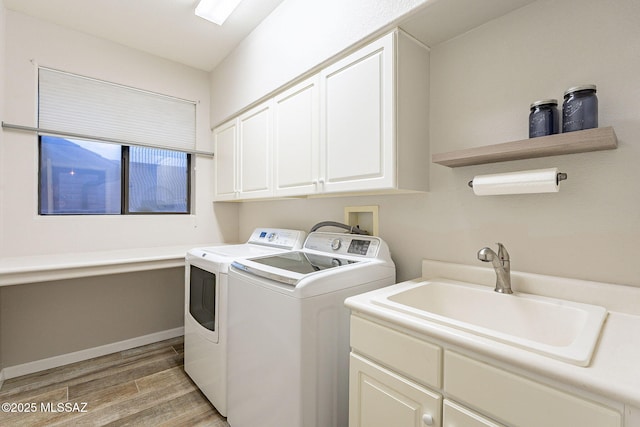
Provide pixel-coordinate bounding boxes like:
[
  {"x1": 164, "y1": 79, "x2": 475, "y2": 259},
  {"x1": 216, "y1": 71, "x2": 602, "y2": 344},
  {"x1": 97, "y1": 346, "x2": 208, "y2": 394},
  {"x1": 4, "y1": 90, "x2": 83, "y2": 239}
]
[
  {"x1": 184, "y1": 228, "x2": 305, "y2": 416},
  {"x1": 227, "y1": 232, "x2": 395, "y2": 427}
]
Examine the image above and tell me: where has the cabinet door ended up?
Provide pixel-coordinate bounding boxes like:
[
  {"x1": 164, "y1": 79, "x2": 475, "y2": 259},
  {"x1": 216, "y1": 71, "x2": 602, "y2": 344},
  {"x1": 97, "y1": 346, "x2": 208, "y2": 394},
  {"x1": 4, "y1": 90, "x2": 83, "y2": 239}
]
[
  {"x1": 238, "y1": 101, "x2": 272, "y2": 199},
  {"x1": 321, "y1": 32, "x2": 394, "y2": 193},
  {"x1": 273, "y1": 75, "x2": 320, "y2": 197},
  {"x1": 443, "y1": 400, "x2": 505, "y2": 427},
  {"x1": 350, "y1": 353, "x2": 441, "y2": 427},
  {"x1": 350, "y1": 315, "x2": 442, "y2": 389},
  {"x1": 444, "y1": 351, "x2": 621, "y2": 427},
  {"x1": 213, "y1": 119, "x2": 238, "y2": 201}
]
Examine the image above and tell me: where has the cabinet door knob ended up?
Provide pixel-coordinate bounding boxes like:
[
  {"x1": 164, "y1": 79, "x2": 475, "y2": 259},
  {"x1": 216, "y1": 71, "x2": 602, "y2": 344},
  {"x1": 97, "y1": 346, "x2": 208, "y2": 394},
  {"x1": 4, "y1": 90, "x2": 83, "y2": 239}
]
[{"x1": 422, "y1": 414, "x2": 433, "y2": 425}]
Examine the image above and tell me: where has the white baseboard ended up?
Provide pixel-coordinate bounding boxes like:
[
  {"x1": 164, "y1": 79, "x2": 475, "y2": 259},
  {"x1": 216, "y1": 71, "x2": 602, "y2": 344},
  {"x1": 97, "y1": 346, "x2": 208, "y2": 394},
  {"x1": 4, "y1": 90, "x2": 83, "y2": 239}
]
[{"x1": 2, "y1": 327, "x2": 184, "y2": 380}]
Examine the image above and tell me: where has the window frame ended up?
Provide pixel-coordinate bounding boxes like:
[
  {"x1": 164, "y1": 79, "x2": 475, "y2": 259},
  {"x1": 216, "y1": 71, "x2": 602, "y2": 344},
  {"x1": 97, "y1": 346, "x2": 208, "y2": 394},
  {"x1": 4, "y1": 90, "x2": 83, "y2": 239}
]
[
  {"x1": 38, "y1": 135, "x2": 192, "y2": 216},
  {"x1": 122, "y1": 145, "x2": 192, "y2": 215}
]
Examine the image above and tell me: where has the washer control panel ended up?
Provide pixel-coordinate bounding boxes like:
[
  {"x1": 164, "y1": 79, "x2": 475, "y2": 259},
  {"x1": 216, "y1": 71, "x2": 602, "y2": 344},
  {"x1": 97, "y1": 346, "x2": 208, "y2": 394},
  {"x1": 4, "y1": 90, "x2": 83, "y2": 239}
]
[
  {"x1": 247, "y1": 228, "x2": 306, "y2": 249},
  {"x1": 305, "y1": 232, "x2": 381, "y2": 258}
]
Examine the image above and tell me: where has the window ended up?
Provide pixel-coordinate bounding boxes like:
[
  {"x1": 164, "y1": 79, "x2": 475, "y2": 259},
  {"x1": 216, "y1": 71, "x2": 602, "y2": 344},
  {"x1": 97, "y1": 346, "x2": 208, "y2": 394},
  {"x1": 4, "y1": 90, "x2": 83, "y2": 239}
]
[
  {"x1": 126, "y1": 146, "x2": 189, "y2": 213},
  {"x1": 39, "y1": 136, "x2": 190, "y2": 215},
  {"x1": 37, "y1": 67, "x2": 197, "y2": 215}
]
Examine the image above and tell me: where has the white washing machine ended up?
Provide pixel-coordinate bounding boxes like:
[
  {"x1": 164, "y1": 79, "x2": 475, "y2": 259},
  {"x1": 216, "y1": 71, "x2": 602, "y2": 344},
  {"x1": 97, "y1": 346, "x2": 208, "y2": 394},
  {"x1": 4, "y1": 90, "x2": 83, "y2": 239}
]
[
  {"x1": 184, "y1": 228, "x2": 306, "y2": 416},
  {"x1": 227, "y1": 232, "x2": 396, "y2": 427}
]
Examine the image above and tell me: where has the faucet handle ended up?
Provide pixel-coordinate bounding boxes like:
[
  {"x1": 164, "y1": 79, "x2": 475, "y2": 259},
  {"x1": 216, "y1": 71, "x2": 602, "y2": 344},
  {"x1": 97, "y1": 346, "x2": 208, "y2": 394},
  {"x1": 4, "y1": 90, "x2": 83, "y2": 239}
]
[{"x1": 496, "y1": 242, "x2": 509, "y2": 261}]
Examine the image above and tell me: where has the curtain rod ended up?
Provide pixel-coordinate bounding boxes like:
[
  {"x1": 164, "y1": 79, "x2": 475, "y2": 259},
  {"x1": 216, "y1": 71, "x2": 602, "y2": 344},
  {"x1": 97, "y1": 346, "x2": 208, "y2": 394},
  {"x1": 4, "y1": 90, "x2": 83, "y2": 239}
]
[{"x1": 1, "y1": 122, "x2": 215, "y2": 157}]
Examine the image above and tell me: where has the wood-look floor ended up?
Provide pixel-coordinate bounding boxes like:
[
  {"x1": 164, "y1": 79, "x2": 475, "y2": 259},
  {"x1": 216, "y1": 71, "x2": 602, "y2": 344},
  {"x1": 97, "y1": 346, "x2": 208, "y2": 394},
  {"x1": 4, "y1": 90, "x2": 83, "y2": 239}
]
[{"x1": 0, "y1": 336, "x2": 229, "y2": 426}]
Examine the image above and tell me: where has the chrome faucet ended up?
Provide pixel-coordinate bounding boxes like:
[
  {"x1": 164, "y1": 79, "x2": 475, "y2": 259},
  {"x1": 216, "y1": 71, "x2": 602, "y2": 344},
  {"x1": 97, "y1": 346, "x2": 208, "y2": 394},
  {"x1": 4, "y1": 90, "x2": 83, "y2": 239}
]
[{"x1": 477, "y1": 243, "x2": 513, "y2": 294}]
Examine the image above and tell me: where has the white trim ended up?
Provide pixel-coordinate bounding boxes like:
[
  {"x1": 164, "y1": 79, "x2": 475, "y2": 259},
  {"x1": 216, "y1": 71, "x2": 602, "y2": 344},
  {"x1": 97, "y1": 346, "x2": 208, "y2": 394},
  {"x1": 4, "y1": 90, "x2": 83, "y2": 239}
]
[
  {"x1": 2, "y1": 327, "x2": 184, "y2": 380},
  {"x1": 0, "y1": 367, "x2": 5, "y2": 389}
]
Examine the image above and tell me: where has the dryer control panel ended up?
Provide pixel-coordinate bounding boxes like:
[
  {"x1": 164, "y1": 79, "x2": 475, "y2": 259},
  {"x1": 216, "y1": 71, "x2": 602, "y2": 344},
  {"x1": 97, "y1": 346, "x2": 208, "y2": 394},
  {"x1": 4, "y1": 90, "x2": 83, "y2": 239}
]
[{"x1": 304, "y1": 232, "x2": 381, "y2": 258}]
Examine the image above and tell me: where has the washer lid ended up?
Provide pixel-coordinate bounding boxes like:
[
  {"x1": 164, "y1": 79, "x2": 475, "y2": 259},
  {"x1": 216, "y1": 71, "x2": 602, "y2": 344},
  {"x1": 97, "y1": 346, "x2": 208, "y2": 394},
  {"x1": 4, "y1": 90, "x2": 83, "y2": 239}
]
[
  {"x1": 251, "y1": 251, "x2": 359, "y2": 274},
  {"x1": 231, "y1": 252, "x2": 362, "y2": 286},
  {"x1": 200, "y1": 243, "x2": 284, "y2": 259}
]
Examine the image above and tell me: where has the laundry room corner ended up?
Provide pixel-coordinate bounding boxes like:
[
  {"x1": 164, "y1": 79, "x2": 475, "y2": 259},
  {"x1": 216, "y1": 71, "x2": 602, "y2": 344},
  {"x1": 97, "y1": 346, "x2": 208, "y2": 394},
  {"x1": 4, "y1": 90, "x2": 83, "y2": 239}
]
[{"x1": 0, "y1": 7, "x2": 225, "y2": 377}]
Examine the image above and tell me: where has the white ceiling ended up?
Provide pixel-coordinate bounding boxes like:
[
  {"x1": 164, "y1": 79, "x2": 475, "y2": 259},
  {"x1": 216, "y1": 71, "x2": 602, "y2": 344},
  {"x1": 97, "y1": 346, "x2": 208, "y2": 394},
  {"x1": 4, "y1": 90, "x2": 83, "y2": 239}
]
[
  {"x1": 400, "y1": 0, "x2": 536, "y2": 47},
  {"x1": 4, "y1": 0, "x2": 538, "y2": 73},
  {"x1": 3, "y1": 0, "x2": 286, "y2": 71}
]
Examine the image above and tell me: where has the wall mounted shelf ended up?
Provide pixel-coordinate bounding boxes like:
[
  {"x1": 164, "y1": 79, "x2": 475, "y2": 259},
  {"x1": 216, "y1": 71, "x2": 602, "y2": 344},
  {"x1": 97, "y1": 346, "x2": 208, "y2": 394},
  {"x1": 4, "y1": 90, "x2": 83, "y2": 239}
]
[{"x1": 432, "y1": 126, "x2": 617, "y2": 168}]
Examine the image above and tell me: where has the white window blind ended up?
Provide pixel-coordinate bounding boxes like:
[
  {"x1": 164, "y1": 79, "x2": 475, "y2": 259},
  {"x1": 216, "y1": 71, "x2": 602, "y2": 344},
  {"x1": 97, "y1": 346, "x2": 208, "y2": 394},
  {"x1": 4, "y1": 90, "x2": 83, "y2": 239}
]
[{"x1": 38, "y1": 67, "x2": 196, "y2": 151}]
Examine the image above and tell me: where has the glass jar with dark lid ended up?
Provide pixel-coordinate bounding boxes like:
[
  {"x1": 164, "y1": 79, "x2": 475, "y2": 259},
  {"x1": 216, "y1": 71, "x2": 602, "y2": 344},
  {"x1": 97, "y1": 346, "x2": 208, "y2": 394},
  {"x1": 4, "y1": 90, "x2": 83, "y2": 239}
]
[
  {"x1": 529, "y1": 99, "x2": 559, "y2": 138},
  {"x1": 562, "y1": 84, "x2": 598, "y2": 132}
]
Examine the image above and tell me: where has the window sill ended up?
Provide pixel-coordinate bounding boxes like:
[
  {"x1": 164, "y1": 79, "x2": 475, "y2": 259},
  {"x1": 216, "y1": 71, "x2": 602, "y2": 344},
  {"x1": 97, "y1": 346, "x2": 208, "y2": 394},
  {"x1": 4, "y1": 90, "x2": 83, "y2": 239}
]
[{"x1": 0, "y1": 245, "x2": 208, "y2": 286}]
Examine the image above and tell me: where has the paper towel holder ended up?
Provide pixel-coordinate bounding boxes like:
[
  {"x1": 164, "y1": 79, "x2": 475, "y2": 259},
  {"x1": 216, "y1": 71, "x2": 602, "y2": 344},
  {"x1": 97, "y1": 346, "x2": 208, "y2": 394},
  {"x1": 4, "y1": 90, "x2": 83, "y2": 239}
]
[{"x1": 468, "y1": 172, "x2": 568, "y2": 188}]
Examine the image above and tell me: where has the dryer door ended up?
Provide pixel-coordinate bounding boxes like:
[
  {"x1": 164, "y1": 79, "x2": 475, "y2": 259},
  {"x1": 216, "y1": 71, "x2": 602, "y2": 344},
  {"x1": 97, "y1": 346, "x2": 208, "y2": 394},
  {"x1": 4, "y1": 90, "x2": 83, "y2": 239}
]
[{"x1": 188, "y1": 264, "x2": 219, "y2": 343}]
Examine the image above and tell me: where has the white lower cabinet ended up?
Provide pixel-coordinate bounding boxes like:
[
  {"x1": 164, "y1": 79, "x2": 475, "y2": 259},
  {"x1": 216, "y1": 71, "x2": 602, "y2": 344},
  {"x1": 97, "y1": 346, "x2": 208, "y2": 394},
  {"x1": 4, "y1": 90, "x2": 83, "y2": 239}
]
[
  {"x1": 349, "y1": 315, "x2": 623, "y2": 427},
  {"x1": 443, "y1": 399, "x2": 504, "y2": 427},
  {"x1": 349, "y1": 353, "x2": 441, "y2": 427},
  {"x1": 444, "y1": 351, "x2": 621, "y2": 427}
]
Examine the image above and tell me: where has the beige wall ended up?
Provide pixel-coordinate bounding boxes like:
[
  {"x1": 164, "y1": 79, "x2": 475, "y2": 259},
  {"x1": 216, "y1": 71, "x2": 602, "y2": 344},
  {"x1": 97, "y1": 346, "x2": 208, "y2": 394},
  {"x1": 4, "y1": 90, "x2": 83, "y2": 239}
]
[
  {"x1": 0, "y1": 0, "x2": 5, "y2": 376},
  {"x1": 0, "y1": 11, "x2": 233, "y2": 368},
  {"x1": 236, "y1": 0, "x2": 640, "y2": 288},
  {"x1": 209, "y1": 0, "x2": 429, "y2": 124},
  {"x1": 1, "y1": 10, "x2": 234, "y2": 259},
  {"x1": 0, "y1": 268, "x2": 184, "y2": 366}
]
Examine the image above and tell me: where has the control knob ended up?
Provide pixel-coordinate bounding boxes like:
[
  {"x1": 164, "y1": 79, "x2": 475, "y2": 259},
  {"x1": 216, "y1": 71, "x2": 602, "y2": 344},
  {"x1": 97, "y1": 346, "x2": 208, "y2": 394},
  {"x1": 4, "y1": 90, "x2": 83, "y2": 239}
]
[{"x1": 330, "y1": 238, "x2": 342, "y2": 250}]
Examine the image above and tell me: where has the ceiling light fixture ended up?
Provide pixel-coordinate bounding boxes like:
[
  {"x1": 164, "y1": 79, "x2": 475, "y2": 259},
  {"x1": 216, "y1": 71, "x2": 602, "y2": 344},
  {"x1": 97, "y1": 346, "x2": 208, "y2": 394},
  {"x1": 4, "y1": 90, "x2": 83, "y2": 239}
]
[{"x1": 195, "y1": 0, "x2": 243, "y2": 25}]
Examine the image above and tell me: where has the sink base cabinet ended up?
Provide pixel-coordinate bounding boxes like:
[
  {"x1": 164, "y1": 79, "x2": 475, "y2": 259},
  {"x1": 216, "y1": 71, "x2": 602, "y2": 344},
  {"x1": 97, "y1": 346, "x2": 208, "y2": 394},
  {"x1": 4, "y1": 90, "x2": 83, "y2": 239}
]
[
  {"x1": 349, "y1": 353, "x2": 441, "y2": 427},
  {"x1": 350, "y1": 315, "x2": 441, "y2": 389},
  {"x1": 348, "y1": 315, "x2": 623, "y2": 427},
  {"x1": 444, "y1": 351, "x2": 621, "y2": 427},
  {"x1": 443, "y1": 399, "x2": 505, "y2": 427}
]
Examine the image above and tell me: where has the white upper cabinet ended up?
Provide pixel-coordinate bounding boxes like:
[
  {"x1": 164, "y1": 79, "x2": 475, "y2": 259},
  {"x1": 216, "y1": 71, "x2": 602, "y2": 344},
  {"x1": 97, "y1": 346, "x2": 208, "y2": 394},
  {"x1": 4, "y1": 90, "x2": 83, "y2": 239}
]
[
  {"x1": 237, "y1": 102, "x2": 272, "y2": 199},
  {"x1": 213, "y1": 119, "x2": 238, "y2": 201},
  {"x1": 321, "y1": 30, "x2": 429, "y2": 194},
  {"x1": 273, "y1": 75, "x2": 320, "y2": 197},
  {"x1": 320, "y1": 33, "x2": 394, "y2": 193},
  {"x1": 213, "y1": 101, "x2": 273, "y2": 201},
  {"x1": 213, "y1": 29, "x2": 429, "y2": 201}
]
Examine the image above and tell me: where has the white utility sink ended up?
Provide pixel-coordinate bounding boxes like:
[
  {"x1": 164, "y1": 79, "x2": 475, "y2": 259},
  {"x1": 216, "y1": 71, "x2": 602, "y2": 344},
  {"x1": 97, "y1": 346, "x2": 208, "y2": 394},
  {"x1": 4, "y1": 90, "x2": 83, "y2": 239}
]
[{"x1": 372, "y1": 279, "x2": 607, "y2": 366}]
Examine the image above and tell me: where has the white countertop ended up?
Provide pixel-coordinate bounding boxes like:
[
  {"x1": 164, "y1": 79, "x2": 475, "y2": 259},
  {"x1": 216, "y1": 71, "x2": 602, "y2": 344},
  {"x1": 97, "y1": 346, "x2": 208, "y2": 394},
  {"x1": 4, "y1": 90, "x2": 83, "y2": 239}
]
[
  {"x1": 0, "y1": 243, "x2": 217, "y2": 286},
  {"x1": 345, "y1": 260, "x2": 640, "y2": 408}
]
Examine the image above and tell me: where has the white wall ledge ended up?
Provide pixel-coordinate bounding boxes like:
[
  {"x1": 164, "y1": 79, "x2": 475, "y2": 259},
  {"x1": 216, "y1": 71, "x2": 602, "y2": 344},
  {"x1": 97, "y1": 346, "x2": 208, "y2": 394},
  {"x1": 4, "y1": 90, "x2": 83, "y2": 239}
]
[{"x1": 0, "y1": 244, "x2": 210, "y2": 286}]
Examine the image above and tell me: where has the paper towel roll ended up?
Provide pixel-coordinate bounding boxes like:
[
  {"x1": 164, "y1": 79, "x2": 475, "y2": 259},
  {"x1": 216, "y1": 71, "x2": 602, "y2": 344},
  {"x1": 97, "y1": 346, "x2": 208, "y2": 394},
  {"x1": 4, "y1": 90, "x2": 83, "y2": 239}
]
[{"x1": 471, "y1": 168, "x2": 562, "y2": 196}]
